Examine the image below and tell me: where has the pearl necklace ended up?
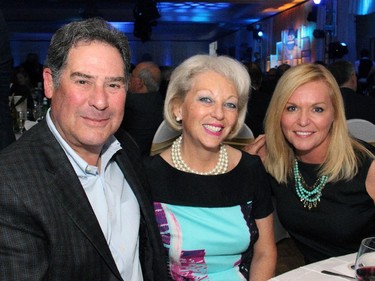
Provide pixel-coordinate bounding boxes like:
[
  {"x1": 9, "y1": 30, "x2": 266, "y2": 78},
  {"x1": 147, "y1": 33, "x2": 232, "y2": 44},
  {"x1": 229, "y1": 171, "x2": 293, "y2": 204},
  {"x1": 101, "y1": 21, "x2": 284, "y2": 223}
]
[
  {"x1": 171, "y1": 135, "x2": 228, "y2": 175},
  {"x1": 293, "y1": 159, "x2": 328, "y2": 210}
]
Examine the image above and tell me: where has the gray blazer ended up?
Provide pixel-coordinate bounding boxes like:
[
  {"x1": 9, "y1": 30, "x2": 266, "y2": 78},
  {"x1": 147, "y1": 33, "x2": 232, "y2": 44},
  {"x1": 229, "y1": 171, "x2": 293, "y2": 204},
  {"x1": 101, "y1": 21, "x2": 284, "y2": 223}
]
[{"x1": 0, "y1": 120, "x2": 168, "y2": 281}]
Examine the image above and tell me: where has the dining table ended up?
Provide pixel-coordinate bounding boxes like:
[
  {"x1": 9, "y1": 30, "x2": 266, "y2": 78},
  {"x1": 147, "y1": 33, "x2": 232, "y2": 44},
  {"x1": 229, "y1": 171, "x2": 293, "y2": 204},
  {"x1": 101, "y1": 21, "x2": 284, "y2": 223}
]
[{"x1": 269, "y1": 252, "x2": 357, "y2": 280}]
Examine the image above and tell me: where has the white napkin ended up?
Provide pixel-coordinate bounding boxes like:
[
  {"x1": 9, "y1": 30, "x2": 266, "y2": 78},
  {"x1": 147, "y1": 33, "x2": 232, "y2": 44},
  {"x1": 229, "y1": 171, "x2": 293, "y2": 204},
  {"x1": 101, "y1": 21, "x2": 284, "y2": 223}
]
[{"x1": 331, "y1": 260, "x2": 355, "y2": 277}]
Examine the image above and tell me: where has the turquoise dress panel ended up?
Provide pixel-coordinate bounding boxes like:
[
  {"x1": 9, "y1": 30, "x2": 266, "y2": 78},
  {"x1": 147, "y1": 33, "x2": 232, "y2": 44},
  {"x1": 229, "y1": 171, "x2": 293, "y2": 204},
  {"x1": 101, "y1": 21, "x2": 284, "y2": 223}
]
[
  {"x1": 155, "y1": 203, "x2": 252, "y2": 280},
  {"x1": 145, "y1": 151, "x2": 273, "y2": 280}
]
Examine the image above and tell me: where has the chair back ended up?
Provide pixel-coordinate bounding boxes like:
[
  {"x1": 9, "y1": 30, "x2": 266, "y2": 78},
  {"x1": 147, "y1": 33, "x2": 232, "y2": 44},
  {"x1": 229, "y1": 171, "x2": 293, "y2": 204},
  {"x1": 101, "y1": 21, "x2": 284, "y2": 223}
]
[
  {"x1": 150, "y1": 121, "x2": 179, "y2": 156},
  {"x1": 347, "y1": 119, "x2": 375, "y2": 144}
]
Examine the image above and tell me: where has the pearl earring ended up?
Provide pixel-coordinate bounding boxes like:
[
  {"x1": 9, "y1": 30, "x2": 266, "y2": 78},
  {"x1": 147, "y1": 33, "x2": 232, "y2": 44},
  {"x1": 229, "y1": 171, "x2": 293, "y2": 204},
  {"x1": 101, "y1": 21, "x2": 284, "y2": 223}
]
[{"x1": 176, "y1": 116, "x2": 181, "y2": 122}]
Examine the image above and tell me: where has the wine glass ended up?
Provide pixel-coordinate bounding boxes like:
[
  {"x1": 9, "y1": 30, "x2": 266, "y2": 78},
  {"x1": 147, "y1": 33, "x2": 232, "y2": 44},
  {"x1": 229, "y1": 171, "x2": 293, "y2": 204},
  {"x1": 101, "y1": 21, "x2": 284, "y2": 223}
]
[
  {"x1": 355, "y1": 237, "x2": 375, "y2": 280},
  {"x1": 17, "y1": 111, "x2": 27, "y2": 134}
]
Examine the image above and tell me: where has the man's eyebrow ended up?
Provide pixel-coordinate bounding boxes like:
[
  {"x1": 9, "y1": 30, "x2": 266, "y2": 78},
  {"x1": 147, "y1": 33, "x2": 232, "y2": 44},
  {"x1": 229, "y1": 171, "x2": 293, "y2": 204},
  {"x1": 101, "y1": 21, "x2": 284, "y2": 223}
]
[
  {"x1": 70, "y1": 72, "x2": 126, "y2": 83},
  {"x1": 105, "y1": 76, "x2": 126, "y2": 83},
  {"x1": 71, "y1": 72, "x2": 93, "y2": 79}
]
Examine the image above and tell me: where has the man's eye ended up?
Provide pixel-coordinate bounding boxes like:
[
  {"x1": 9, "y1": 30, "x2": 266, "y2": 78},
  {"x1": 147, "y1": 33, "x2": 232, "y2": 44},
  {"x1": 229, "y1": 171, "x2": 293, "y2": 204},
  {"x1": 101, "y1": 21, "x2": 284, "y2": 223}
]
[
  {"x1": 108, "y1": 83, "x2": 121, "y2": 89},
  {"x1": 76, "y1": 80, "x2": 88, "y2": 85}
]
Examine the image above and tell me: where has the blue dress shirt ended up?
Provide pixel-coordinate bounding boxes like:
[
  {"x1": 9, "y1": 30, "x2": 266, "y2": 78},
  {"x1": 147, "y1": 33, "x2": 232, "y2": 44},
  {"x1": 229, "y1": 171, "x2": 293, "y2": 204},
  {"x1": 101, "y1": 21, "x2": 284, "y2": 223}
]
[{"x1": 46, "y1": 109, "x2": 143, "y2": 281}]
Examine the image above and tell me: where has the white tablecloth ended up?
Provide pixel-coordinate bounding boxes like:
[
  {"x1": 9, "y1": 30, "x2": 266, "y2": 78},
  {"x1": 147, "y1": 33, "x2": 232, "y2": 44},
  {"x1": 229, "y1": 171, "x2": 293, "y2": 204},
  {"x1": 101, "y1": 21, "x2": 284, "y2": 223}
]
[{"x1": 269, "y1": 253, "x2": 357, "y2": 280}]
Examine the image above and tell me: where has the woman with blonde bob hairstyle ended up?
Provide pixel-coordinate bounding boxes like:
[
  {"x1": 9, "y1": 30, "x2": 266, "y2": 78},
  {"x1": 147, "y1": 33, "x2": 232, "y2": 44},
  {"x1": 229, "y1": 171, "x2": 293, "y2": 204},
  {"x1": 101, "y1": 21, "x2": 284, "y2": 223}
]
[
  {"x1": 164, "y1": 54, "x2": 250, "y2": 139},
  {"x1": 145, "y1": 54, "x2": 277, "y2": 280},
  {"x1": 246, "y1": 63, "x2": 375, "y2": 264}
]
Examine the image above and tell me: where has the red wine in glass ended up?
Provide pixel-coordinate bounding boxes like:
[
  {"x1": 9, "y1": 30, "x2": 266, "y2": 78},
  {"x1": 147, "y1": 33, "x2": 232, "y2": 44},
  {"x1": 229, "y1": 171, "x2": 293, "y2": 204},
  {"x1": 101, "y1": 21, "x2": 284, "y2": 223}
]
[
  {"x1": 355, "y1": 238, "x2": 375, "y2": 281},
  {"x1": 356, "y1": 266, "x2": 375, "y2": 280}
]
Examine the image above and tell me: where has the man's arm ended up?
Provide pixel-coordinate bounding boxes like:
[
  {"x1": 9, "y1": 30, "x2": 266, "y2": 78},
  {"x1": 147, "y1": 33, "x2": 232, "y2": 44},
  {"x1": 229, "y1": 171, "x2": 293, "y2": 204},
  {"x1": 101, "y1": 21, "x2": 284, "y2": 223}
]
[{"x1": 0, "y1": 182, "x2": 49, "y2": 280}]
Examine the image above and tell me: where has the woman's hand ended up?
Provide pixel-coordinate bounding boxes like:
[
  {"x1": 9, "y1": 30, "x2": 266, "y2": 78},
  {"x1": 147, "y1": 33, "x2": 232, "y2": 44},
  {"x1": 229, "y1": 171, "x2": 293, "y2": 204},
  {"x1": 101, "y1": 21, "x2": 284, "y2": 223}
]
[{"x1": 243, "y1": 134, "x2": 267, "y2": 163}]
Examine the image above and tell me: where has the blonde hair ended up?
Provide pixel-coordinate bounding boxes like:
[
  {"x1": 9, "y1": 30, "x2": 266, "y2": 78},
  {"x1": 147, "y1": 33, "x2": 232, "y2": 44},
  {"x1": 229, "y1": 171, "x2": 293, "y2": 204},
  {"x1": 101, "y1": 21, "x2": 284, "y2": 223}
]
[
  {"x1": 264, "y1": 63, "x2": 374, "y2": 183},
  {"x1": 164, "y1": 54, "x2": 251, "y2": 139}
]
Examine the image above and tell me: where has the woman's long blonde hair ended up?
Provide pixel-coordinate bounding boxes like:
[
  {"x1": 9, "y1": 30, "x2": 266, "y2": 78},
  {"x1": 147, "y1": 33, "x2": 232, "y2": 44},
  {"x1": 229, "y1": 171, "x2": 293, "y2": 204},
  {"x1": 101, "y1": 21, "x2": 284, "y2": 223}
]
[{"x1": 264, "y1": 63, "x2": 374, "y2": 183}]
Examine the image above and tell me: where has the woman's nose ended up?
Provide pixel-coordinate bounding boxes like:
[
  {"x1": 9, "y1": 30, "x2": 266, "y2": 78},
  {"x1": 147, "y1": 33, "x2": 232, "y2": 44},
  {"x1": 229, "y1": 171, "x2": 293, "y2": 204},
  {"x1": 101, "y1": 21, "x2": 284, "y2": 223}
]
[
  {"x1": 211, "y1": 104, "x2": 224, "y2": 120},
  {"x1": 297, "y1": 110, "x2": 310, "y2": 126}
]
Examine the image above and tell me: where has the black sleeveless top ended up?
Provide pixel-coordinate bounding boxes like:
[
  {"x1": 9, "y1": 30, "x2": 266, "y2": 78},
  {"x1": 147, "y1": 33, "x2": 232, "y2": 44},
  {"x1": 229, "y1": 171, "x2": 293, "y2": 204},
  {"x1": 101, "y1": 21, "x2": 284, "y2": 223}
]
[{"x1": 271, "y1": 153, "x2": 375, "y2": 264}]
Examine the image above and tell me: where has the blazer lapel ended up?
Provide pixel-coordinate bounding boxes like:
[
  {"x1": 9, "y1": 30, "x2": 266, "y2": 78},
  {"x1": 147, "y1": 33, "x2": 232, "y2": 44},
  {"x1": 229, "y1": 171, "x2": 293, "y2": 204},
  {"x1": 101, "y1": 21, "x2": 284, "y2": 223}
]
[
  {"x1": 115, "y1": 149, "x2": 149, "y2": 213},
  {"x1": 53, "y1": 171, "x2": 122, "y2": 280},
  {"x1": 114, "y1": 134, "x2": 170, "y2": 281},
  {"x1": 34, "y1": 122, "x2": 123, "y2": 280}
]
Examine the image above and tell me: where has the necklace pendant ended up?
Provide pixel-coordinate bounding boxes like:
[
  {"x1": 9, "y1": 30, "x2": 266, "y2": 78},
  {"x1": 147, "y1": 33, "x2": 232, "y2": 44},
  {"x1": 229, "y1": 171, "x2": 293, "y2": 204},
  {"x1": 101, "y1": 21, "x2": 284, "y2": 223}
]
[{"x1": 307, "y1": 202, "x2": 313, "y2": 210}]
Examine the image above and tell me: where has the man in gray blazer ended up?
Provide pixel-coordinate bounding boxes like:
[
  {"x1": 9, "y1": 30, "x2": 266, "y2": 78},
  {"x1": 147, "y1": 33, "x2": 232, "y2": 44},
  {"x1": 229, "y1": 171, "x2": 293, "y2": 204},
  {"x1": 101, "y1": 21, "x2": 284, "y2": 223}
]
[{"x1": 0, "y1": 18, "x2": 168, "y2": 281}]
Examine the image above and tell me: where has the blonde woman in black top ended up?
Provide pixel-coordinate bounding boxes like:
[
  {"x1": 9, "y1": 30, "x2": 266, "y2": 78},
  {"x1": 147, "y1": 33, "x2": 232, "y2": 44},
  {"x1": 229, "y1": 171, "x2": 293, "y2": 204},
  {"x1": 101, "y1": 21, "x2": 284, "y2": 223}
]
[{"x1": 246, "y1": 63, "x2": 375, "y2": 263}]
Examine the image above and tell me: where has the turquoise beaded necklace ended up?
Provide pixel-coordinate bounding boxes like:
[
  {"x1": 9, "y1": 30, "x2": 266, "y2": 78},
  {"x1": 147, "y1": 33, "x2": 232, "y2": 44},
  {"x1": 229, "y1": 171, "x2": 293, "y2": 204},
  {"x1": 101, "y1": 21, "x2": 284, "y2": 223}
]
[{"x1": 293, "y1": 159, "x2": 328, "y2": 210}]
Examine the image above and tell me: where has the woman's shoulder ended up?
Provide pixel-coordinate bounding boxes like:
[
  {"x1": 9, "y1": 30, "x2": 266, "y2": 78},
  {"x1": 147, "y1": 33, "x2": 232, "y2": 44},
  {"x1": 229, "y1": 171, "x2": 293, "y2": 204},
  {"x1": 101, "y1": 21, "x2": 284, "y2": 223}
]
[
  {"x1": 236, "y1": 147, "x2": 264, "y2": 167},
  {"x1": 226, "y1": 146, "x2": 267, "y2": 178},
  {"x1": 143, "y1": 153, "x2": 165, "y2": 170},
  {"x1": 227, "y1": 145, "x2": 262, "y2": 162},
  {"x1": 353, "y1": 139, "x2": 375, "y2": 168},
  {"x1": 226, "y1": 145, "x2": 242, "y2": 171}
]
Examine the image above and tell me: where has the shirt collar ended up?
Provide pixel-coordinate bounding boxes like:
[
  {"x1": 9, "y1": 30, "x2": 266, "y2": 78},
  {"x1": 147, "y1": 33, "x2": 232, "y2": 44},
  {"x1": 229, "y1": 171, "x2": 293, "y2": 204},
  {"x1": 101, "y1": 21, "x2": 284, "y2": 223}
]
[{"x1": 46, "y1": 108, "x2": 122, "y2": 176}]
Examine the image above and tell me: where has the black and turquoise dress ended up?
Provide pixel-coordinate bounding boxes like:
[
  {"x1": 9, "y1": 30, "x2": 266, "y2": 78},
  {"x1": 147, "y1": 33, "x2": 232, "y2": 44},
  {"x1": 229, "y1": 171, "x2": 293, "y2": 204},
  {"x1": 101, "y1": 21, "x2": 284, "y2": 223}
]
[{"x1": 145, "y1": 152, "x2": 273, "y2": 280}]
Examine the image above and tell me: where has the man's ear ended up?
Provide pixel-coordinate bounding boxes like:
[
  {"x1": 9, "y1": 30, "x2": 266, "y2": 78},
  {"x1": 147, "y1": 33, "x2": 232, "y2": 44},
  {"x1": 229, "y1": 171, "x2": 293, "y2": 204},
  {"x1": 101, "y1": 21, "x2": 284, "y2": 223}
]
[
  {"x1": 43, "y1": 68, "x2": 54, "y2": 99},
  {"x1": 138, "y1": 77, "x2": 145, "y2": 89}
]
